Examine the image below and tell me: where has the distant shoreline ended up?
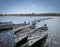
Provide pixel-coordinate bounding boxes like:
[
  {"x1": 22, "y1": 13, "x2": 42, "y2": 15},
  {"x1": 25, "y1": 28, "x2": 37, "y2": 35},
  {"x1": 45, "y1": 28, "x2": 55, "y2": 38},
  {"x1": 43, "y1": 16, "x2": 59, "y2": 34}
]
[{"x1": 0, "y1": 13, "x2": 60, "y2": 16}]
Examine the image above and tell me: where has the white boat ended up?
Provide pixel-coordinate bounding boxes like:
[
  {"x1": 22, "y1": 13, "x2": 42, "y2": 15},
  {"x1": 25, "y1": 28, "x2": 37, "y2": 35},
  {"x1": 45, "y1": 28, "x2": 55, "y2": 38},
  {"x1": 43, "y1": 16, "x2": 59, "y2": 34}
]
[
  {"x1": 0, "y1": 22, "x2": 13, "y2": 30},
  {"x1": 13, "y1": 23, "x2": 48, "y2": 47},
  {"x1": 28, "y1": 24, "x2": 48, "y2": 47}
]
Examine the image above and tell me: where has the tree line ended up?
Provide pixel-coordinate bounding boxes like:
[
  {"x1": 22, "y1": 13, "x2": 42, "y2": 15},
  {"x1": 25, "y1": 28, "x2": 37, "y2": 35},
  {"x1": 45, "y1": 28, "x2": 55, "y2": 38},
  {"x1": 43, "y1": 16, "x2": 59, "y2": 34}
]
[{"x1": 0, "y1": 13, "x2": 60, "y2": 16}]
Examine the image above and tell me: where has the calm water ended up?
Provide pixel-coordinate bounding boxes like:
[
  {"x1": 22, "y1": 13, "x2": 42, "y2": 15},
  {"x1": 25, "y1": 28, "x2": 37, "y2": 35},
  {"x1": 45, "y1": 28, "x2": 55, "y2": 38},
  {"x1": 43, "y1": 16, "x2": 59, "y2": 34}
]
[{"x1": 0, "y1": 16, "x2": 60, "y2": 47}]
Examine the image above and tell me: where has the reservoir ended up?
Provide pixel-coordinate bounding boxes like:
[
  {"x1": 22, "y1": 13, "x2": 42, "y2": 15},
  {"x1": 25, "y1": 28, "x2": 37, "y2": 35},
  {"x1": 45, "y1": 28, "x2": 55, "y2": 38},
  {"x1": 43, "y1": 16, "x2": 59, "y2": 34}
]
[{"x1": 0, "y1": 16, "x2": 60, "y2": 47}]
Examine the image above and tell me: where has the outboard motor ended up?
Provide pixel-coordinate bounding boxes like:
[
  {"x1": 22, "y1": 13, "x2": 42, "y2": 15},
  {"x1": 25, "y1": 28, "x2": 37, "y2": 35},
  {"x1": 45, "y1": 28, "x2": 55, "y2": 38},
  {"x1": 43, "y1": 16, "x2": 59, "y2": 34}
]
[
  {"x1": 29, "y1": 21, "x2": 36, "y2": 29},
  {"x1": 40, "y1": 24, "x2": 48, "y2": 30}
]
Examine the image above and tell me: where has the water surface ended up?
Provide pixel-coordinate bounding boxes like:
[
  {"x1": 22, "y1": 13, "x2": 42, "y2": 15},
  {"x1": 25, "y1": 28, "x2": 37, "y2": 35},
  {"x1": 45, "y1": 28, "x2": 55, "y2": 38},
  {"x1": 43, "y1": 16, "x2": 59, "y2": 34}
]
[{"x1": 0, "y1": 16, "x2": 60, "y2": 47}]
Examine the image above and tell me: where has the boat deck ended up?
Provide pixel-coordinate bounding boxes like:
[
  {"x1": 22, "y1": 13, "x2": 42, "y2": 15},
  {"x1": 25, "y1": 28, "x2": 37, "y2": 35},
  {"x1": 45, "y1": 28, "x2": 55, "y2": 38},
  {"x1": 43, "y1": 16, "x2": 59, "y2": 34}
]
[
  {"x1": 13, "y1": 26, "x2": 29, "y2": 43},
  {"x1": 28, "y1": 29, "x2": 48, "y2": 46},
  {"x1": 13, "y1": 24, "x2": 48, "y2": 47},
  {"x1": 13, "y1": 25, "x2": 29, "y2": 33}
]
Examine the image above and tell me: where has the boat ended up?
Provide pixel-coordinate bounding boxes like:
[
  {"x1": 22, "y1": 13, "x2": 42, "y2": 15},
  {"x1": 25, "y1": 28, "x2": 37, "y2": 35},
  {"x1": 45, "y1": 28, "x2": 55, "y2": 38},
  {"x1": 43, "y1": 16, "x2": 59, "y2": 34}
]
[
  {"x1": 13, "y1": 20, "x2": 48, "y2": 47},
  {"x1": 0, "y1": 21, "x2": 30, "y2": 31},
  {"x1": 0, "y1": 22, "x2": 13, "y2": 30},
  {"x1": 28, "y1": 24, "x2": 48, "y2": 47},
  {"x1": 13, "y1": 25, "x2": 30, "y2": 47},
  {"x1": 37, "y1": 18, "x2": 53, "y2": 22},
  {"x1": 18, "y1": 24, "x2": 48, "y2": 47}
]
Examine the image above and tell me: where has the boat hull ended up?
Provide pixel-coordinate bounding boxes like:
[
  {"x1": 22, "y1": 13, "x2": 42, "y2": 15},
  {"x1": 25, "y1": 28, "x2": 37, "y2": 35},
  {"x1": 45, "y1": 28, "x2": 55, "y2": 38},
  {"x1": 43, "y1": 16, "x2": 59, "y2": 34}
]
[
  {"x1": 29, "y1": 34, "x2": 48, "y2": 47},
  {"x1": 0, "y1": 25, "x2": 13, "y2": 31},
  {"x1": 15, "y1": 36, "x2": 28, "y2": 47}
]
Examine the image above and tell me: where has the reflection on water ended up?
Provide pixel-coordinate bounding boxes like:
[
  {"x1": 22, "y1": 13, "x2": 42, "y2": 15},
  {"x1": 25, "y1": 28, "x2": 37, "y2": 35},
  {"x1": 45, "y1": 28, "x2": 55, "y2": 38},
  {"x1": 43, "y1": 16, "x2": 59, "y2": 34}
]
[
  {"x1": 45, "y1": 17, "x2": 60, "y2": 47},
  {"x1": 0, "y1": 16, "x2": 60, "y2": 47}
]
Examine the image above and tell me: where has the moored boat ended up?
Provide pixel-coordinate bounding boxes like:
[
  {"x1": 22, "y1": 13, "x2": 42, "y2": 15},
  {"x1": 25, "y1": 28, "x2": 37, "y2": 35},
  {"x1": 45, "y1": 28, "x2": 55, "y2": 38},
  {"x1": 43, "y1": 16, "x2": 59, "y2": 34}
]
[
  {"x1": 0, "y1": 21, "x2": 30, "y2": 31},
  {"x1": 13, "y1": 26, "x2": 29, "y2": 47},
  {"x1": 28, "y1": 24, "x2": 48, "y2": 47},
  {"x1": 13, "y1": 20, "x2": 48, "y2": 47},
  {"x1": 0, "y1": 22, "x2": 13, "y2": 30}
]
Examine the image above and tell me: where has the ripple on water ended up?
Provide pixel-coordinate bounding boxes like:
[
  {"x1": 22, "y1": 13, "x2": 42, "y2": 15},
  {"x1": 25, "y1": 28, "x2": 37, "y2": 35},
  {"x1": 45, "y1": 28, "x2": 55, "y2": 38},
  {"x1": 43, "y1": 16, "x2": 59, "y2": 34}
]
[{"x1": 0, "y1": 29, "x2": 15, "y2": 47}]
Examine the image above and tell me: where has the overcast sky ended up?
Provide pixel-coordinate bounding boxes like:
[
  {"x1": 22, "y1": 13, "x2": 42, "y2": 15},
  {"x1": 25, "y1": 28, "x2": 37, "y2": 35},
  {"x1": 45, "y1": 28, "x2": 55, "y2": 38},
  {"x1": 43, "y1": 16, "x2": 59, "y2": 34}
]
[{"x1": 0, "y1": 0, "x2": 60, "y2": 14}]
